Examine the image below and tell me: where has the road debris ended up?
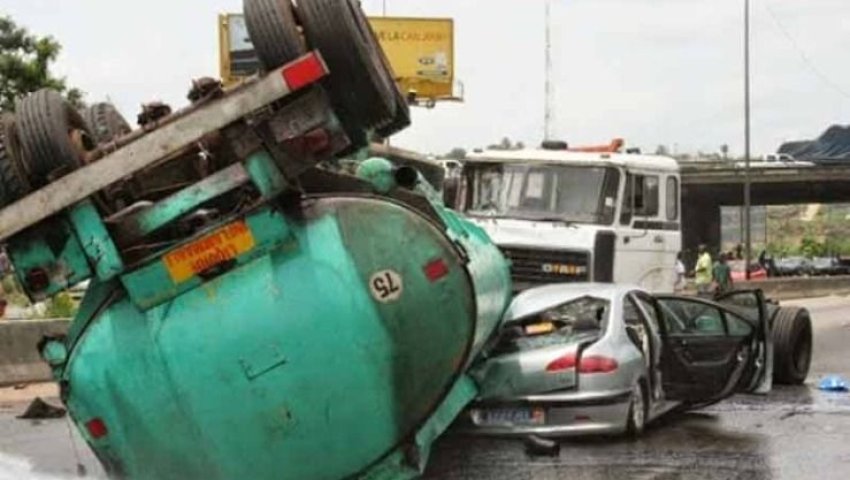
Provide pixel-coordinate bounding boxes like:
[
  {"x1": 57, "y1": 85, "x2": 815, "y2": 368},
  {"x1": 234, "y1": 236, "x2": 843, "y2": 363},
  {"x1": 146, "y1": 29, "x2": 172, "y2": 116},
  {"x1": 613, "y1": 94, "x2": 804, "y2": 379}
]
[
  {"x1": 819, "y1": 375, "x2": 849, "y2": 392},
  {"x1": 17, "y1": 397, "x2": 66, "y2": 420}
]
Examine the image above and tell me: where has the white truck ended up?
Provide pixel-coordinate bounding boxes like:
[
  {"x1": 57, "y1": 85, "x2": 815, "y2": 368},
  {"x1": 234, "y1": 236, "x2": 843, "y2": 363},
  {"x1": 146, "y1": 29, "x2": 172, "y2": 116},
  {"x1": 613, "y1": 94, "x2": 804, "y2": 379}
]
[{"x1": 453, "y1": 146, "x2": 682, "y2": 292}]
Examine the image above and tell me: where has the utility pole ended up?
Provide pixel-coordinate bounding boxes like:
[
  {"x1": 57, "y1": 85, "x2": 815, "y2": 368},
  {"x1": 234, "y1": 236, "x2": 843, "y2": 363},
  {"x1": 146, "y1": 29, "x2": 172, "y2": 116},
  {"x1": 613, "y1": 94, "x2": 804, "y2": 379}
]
[
  {"x1": 382, "y1": 0, "x2": 387, "y2": 16},
  {"x1": 544, "y1": 0, "x2": 555, "y2": 141},
  {"x1": 744, "y1": 0, "x2": 753, "y2": 279}
]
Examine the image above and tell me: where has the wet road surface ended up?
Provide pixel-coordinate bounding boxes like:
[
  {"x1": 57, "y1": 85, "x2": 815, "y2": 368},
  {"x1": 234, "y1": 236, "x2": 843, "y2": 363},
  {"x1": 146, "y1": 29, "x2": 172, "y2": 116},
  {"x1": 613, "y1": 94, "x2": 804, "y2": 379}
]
[{"x1": 0, "y1": 296, "x2": 848, "y2": 479}]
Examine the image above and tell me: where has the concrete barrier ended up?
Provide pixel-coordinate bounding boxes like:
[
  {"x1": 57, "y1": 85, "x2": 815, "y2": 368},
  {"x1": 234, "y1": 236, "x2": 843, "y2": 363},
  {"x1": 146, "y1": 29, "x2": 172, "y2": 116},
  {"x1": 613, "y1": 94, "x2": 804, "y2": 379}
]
[
  {"x1": 0, "y1": 319, "x2": 70, "y2": 386},
  {"x1": 736, "y1": 275, "x2": 850, "y2": 301}
]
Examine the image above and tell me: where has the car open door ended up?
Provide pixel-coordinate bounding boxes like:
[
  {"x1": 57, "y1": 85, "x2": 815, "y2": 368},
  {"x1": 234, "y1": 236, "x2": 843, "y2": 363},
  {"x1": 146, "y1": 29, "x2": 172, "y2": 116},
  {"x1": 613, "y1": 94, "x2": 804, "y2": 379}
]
[
  {"x1": 715, "y1": 290, "x2": 771, "y2": 393},
  {"x1": 655, "y1": 294, "x2": 764, "y2": 405}
]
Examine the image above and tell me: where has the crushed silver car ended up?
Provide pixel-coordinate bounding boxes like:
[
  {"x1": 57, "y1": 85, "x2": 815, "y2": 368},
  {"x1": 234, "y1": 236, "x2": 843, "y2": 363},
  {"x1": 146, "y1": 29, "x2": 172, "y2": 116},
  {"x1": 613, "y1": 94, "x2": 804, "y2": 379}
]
[{"x1": 459, "y1": 283, "x2": 806, "y2": 438}]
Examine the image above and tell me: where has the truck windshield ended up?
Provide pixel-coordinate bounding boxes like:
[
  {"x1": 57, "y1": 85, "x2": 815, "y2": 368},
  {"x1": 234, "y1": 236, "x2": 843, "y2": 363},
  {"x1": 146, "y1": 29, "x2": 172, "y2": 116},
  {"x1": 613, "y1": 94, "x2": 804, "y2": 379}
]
[{"x1": 465, "y1": 163, "x2": 620, "y2": 225}]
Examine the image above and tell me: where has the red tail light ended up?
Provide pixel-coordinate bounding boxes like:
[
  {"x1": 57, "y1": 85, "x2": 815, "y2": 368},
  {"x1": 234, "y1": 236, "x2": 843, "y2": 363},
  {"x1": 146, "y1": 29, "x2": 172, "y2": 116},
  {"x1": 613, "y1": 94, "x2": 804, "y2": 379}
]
[
  {"x1": 86, "y1": 418, "x2": 108, "y2": 439},
  {"x1": 578, "y1": 355, "x2": 619, "y2": 374},
  {"x1": 282, "y1": 52, "x2": 328, "y2": 91},
  {"x1": 545, "y1": 353, "x2": 577, "y2": 372}
]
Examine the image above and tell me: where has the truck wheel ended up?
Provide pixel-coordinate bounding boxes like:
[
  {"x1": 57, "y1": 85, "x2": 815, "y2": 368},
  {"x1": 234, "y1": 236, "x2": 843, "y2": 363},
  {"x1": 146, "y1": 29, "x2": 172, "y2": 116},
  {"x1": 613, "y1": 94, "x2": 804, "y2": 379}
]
[
  {"x1": 375, "y1": 88, "x2": 411, "y2": 139},
  {"x1": 243, "y1": 0, "x2": 304, "y2": 71},
  {"x1": 16, "y1": 89, "x2": 95, "y2": 187},
  {"x1": 0, "y1": 115, "x2": 31, "y2": 207},
  {"x1": 297, "y1": 0, "x2": 396, "y2": 130},
  {"x1": 83, "y1": 103, "x2": 132, "y2": 144},
  {"x1": 772, "y1": 306, "x2": 812, "y2": 385},
  {"x1": 367, "y1": 17, "x2": 410, "y2": 138}
]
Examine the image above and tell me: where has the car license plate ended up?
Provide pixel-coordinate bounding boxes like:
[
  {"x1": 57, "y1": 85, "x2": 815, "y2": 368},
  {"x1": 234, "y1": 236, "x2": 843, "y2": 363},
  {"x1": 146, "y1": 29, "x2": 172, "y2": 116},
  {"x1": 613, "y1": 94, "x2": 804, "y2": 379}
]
[
  {"x1": 476, "y1": 408, "x2": 545, "y2": 427},
  {"x1": 163, "y1": 221, "x2": 256, "y2": 283}
]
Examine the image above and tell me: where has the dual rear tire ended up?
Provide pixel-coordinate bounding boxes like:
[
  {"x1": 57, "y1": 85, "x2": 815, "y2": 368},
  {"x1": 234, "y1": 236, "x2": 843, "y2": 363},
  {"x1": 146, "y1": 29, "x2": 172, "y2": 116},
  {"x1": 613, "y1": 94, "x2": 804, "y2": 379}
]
[{"x1": 243, "y1": 0, "x2": 410, "y2": 144}]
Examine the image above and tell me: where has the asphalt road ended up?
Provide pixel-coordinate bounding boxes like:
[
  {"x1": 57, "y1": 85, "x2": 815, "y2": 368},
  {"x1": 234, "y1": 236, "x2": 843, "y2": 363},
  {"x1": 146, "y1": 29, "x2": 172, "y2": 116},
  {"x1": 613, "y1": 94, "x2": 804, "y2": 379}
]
[{"x1": 0, "y1": 296, "x2": 848, "y2": 479}]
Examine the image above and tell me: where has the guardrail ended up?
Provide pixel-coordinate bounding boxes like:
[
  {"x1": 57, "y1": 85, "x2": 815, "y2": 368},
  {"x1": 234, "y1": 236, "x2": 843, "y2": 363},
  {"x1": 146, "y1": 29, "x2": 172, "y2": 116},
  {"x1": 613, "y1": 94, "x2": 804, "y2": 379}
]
[
  {"x1": 0, "y1": 319, "x2": 69, "y2": 386},
  {"x1": 733, "y1": 275, "x2": 850, "y2": 301}
]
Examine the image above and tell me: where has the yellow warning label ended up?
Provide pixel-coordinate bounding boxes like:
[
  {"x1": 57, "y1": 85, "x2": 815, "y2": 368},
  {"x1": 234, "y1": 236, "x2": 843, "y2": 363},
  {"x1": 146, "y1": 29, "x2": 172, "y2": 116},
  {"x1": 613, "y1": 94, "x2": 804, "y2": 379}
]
[{"x1": 163, "y1": 221, "x2": 256, "y2": 283}]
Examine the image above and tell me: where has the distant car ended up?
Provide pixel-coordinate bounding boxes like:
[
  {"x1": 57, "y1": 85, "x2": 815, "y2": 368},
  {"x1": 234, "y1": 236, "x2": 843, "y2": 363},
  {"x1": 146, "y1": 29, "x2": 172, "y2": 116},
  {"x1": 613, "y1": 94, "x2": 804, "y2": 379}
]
[
  {"x1": 728, "y1": 260, "x2": 768, "y2": 282},
  {"x1": 810, "y1": 257, "x2": 849, "y2": 276},
  {"x1": 459, "y1": 284, "x2": 812, "y2": 438},
  {"x1": 775, "y1": 257, "x2": 814, "y2": 277},
  {"x1": 736, "y1": 155, "x2": 813, "y2": 168},
  {"x1": 764, "y1": 153, "x2": 796, "y2": 163}
]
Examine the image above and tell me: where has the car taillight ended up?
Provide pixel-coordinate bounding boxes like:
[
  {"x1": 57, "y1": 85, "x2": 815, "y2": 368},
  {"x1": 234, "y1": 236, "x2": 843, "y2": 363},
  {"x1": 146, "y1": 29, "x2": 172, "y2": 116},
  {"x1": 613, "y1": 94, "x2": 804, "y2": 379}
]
[
  {"x1": 85, "y1": 418, "x2": 108, "y2": 439},
  {"x1": 545, "y1": 353, "x2": 577, "y2": 372},
  {"x1": 578, "y1": 355, "x2": 618, "y2": 374}
]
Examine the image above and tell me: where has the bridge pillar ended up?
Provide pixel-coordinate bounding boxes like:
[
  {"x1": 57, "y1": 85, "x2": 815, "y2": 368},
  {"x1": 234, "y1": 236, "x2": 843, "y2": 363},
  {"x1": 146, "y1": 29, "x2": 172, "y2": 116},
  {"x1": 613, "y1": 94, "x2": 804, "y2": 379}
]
[{"x1": 682, "y1": 196, "x2": 721, "y2": 268}]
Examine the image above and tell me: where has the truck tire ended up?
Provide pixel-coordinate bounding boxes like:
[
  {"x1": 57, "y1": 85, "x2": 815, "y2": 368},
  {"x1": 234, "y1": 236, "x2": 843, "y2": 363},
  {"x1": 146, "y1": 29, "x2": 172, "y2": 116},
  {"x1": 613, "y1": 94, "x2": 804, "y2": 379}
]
[
  {"x1": 375, "y1": 88, "x2": 411, "y2": 139},
  {"x1": 772, "y1": 306, "x2": 812, "y2": 385},
  {"x1": 83, "y1": 103, "x2": 132, "y2": 144},
  {"x1": 243, "y1": 0, "x2": 304, "y2": 71},
  {"x1": 297, "y1": 0, "x2": 396, "y2": 130},
  {"x1": 366, "y1": 15, "x2": 410, "y2": 138},
  {"x1": 16, "y1": 89, "x2": 94, "y2": 187},
  {"x1": 0, "y1": 115, "x2": 30, "y2": 207}
]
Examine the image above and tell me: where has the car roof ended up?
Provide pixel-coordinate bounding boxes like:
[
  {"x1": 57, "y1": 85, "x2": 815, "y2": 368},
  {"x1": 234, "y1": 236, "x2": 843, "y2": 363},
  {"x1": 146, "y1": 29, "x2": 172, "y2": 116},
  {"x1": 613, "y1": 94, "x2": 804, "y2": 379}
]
[
  {"x1": 504, "y1": 283, "x2": 644, "y2": 322},
  {"x1": 465, "y1": 149, "x2": 680, "y2": 173}
]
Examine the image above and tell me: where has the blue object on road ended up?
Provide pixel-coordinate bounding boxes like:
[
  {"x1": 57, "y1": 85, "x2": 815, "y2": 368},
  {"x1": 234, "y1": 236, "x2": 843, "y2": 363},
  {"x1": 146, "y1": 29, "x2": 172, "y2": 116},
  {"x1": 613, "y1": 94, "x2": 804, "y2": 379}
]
[{"x1": 819, "y1": 375, "x2": 849, "y2": 392}]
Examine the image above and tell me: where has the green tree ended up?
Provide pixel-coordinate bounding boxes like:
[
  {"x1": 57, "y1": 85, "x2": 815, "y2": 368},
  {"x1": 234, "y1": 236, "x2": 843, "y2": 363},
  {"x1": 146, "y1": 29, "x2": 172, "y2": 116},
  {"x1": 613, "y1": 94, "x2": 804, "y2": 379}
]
[
  {"x1": 0, "y1": 16, "x2": 83, "y2": 111},
  {"x1": 443, "y1": 147, "x2": 467, "y2": 160}
]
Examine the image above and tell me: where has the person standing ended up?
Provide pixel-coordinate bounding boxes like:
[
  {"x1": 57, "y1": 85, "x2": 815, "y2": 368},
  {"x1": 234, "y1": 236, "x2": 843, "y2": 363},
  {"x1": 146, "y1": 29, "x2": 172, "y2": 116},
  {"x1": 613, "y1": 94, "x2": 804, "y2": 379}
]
[
  {"x1": 675, "y1": 252, "x2": 687, "y2": 292},
  {"x1": 713, "y1": 253, "x2": 733, "y2": 295},
  {"x1": 694, "y1": 244, "x2": 714, "y2": 297}
]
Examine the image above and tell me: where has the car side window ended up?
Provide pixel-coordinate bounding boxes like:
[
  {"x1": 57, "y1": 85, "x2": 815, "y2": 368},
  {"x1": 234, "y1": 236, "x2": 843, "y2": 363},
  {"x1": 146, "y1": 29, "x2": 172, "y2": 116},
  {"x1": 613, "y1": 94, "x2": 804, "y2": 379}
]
[
  {"x1": 634, "y1": 175, "x2": 659, "y2": 217},
  {"x1": 666, "y1": 176, "x2": 679, "y2": 221},
  {"x1": 623, "y1": 297, "x2": 649, "y2": 351},
  {"x1": 633, "y1": 294, "x2": 661, "y2": 334},
  {"x1": 657, "y1": 299, "x2": 726, "y2": 336},
  {"x1": 726, "y1": 312, "x2": 753, "y2": 336}
]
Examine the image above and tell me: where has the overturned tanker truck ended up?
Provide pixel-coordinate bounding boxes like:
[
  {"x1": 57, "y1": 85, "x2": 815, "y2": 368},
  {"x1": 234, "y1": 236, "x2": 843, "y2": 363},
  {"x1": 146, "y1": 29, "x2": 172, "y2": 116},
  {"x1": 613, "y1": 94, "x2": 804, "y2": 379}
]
[{"x1": 0, "y1": 0, "x2": 511, "y2": 478}]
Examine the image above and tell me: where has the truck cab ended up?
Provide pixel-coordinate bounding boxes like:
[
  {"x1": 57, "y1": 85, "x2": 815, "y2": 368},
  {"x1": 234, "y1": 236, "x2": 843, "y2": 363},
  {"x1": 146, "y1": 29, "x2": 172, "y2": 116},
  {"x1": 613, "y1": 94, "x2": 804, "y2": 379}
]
[{"x1": 455, "y1": 148, "x2": 682, "y2": 292}]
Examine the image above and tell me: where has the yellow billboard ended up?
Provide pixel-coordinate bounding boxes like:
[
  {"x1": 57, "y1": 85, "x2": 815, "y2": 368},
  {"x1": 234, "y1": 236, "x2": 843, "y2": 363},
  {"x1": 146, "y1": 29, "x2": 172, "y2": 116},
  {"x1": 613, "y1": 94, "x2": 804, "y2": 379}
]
[
  {"x1": 218, "y1": 14, "x2": 261, "y2": 86},
  {"x1": 219, "y1": 15, "x2": 457, "y2": 103},
  {"x1": 368, "y1": 17, "x2": 456, "y2": 102}
]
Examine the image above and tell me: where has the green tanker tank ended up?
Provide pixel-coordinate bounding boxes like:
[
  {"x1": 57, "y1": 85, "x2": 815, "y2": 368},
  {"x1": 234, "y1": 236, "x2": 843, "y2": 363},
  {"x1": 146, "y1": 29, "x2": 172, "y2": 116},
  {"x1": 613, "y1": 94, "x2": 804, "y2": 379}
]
[
  {"x1": 34, "y1": 155, "x2": 511, "y2": 479},
  {"x1": 0, "y1": 3, "x2": 513, "y2": 474}
]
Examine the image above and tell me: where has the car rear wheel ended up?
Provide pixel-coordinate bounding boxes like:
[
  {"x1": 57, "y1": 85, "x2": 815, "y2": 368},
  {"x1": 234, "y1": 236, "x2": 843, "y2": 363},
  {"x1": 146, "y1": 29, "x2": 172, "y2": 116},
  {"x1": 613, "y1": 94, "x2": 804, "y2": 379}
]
[
  {"x1": 772, "y1": 306, "x2": 812, "y2": 385},
  {"x1": 625, "y1": 381, "x2": 647, "y2": 437}
]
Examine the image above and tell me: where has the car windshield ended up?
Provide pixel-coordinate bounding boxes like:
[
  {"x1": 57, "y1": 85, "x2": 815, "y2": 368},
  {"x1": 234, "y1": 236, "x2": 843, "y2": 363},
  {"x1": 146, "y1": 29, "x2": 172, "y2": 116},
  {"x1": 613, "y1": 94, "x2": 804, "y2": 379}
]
[
  {"x1": 493, "y1": 296, "x2": 609, "y2": 354},
  {"x1": 464, "y1": 163, "x2": 621, "y2": 225}
]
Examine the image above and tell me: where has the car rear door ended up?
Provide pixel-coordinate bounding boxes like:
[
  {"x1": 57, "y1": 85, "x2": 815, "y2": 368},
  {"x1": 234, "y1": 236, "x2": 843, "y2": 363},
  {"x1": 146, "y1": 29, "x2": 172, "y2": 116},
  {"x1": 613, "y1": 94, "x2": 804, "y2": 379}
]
[
  {"x1": 715, "y1": 290, "x2": 770, "y2": 393},
  {"x1": 655, "y1": 295, "x2": 762, "y2": 404}
]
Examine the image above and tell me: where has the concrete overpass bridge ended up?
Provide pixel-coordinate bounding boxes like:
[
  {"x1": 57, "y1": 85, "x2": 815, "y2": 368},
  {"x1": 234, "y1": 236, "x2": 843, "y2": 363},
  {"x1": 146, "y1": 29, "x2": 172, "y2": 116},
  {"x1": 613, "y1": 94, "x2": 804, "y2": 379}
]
[{"x1": 680, "y1": 160, "x2": 850, "y2": 257}]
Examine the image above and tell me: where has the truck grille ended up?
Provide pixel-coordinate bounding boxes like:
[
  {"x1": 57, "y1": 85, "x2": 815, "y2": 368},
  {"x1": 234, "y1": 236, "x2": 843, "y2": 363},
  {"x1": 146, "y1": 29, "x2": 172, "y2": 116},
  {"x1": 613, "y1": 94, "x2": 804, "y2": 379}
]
[{"x1": 499, "y1": 246, "x2": 591, "y2": 288}]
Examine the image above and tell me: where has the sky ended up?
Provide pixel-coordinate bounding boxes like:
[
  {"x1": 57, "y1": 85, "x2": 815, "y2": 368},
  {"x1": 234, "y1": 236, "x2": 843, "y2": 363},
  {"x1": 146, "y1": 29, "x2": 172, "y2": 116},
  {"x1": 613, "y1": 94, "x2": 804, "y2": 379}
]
[{"x1": 2, "y1": 0, "x2": 849, "y2": 157}]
